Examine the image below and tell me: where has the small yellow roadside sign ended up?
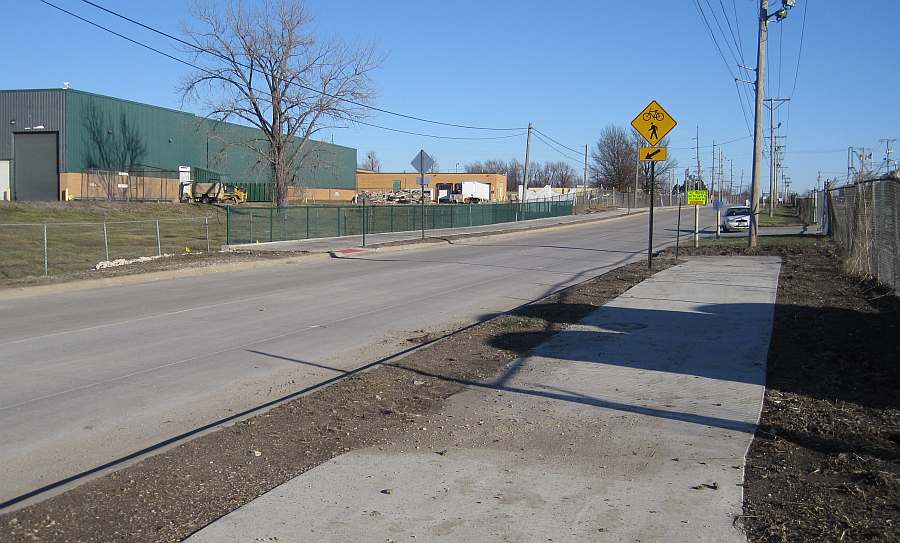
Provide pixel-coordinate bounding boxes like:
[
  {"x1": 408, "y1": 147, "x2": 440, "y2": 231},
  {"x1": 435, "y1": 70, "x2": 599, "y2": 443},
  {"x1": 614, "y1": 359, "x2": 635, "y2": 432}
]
[
  {"x1": 640, "y1": 146, "x2": 667, "y2": 161},
  {"x1": 687, "y1": 189, "x2": 708, "y2": 206},
  {"x1": 631, "y1": 100, "x2": 677, "y2": 145}
]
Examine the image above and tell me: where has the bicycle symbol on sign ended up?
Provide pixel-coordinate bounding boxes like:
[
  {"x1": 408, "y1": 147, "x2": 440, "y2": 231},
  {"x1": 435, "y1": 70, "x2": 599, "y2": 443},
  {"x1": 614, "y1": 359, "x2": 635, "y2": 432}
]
[{"x1": 642, "y1": 109, "x2": 665, "y2": 122}]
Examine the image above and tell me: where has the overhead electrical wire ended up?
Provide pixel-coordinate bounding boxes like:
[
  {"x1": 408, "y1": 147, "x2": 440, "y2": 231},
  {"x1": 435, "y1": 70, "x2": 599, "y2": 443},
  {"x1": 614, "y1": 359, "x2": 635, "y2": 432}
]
[
  {"x1": 693, "y1": 0, "x2": 753, "y2": 136},
  {"x1": 38, "y1": 0, "x2": 531, "y2": 143},
  {"x1": 352, "y1": 120, "x2": 526, "y2": 141},
  {"x1": 669, "y1": 134, "x2": 751, "y2": 150},
  {"x1": 531, "y1": 132, "x2": 583, "y2": 165},
  {"x1": 788, "y1": 0, "x2": 808, "y2": 99},
  {"x1": 532, "y1": 128, "x2": 583, "y2": 156},
  {"x1": 69, "y1": 0, "x2": 526, "y2": 131}
]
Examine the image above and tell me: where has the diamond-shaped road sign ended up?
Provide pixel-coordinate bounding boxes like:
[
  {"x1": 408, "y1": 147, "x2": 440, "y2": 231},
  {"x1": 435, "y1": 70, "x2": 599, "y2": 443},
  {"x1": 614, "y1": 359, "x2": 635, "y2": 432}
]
[
  {"x1": 410, "y1": 150, "x2": 434, "y2": 174},
  {"x1": 631, "y1": 100, "x2": 677, "y2": 145}
]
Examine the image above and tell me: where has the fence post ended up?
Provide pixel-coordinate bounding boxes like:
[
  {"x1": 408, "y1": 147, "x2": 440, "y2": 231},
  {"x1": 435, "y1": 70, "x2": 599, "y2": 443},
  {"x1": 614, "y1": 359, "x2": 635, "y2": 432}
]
[
  {"x1": 469, "y1": 204, "x2": 473, "y2": 227},
  {"x1": 306, "y1": 206, "x2": 310, "y2": 239},
  {"x1": 205, "y1": 216, "x2": 210, "y2": 253},
  {"x1": 362, "y1": 198, "x2": 367, "y2": 247},
  {"x1": 103, "y1": 221, "x2": 110, "y2": 262},
  {"x1": 226, "y1": 208, "x2": 231, "y2": 245},
  {"x1": 269, "y1": 207, "x2": 274, "y2": 242},
  {"x1": 390, "y1": 205, "x2": 394, "y2": 233},
  {"x1": 43, "y1": 223, "x2": 48, "y2": 276},
  {"x1": 249, "y1": 212, "x2": 254, "y2": 242},
  {"x1": 337, "y1": 207, "x2": 342, "y2": 237},
  {"x1": 155, "y1": 219, "x2": 162, "y2": 256}
]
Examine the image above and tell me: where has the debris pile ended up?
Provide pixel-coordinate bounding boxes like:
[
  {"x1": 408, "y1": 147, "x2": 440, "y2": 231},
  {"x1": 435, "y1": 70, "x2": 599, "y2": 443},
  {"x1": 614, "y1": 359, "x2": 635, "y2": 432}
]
[{"x1": 356, "y1": 189, "x2": 426, "y2": 205}]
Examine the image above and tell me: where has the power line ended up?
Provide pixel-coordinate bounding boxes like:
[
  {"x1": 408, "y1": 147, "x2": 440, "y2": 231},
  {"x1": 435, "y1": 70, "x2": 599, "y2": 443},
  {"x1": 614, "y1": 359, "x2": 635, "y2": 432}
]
[
  {"x1": 788, "y1": 0, "x2": 809, "y2": 98},
  {"x1": 670, "y1": 134, "x2": 751, "y2": 150},
  {"x1": 777, "y1": 23, "x2": 784, "y2": 97},
  {"x1": 532, "y1": 128, "x2": 582, "y2": 155},
  {"x1": 703, "y1": 0, "x2": 743, "y2": 68},
  {"x1": 351, "y1": 120, "x2": 526, "y2": 141},
  {"x1": 693, "y1": 0, "x2": 753, "y2": 136},
  {"x1": 69, "y1": 0, "x2": 524, "y2": 132},
  {"x1": 39, "y1": 0, "x2": 530, "y2": 145},
  {"x1": 531, "y1": 132, "x2": 583, "y2": 164},
  {"x1": 693, "y1": 0, "x2": 738, "y2": 80}
]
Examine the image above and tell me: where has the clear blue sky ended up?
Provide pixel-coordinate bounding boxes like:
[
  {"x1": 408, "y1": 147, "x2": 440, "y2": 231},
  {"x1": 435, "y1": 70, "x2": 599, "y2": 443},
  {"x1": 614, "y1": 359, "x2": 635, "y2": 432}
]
[{"x1": 4, "y1": 0, "x2": 899, "y2": 191}]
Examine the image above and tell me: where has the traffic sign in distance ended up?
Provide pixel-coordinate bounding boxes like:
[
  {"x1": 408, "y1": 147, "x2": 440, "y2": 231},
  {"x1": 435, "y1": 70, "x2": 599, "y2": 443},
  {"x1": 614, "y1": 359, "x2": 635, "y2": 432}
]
[
  {"x1": 687, "y1": 190, "x2": 708, "y2": 206},
  {"x1": 410, "y1": 150, "x2": 434, "y2": 174},
  {"x1": 631, "y1": 100, "x2": 677, "y2": 145},
  {"x1": 640, "y1": 146, "x2": 668, "y2": 161}
]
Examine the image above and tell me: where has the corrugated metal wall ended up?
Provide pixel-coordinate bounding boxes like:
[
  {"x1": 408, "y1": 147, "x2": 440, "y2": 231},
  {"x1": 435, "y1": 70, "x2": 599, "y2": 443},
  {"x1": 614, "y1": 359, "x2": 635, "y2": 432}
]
[
  {"x1": 0, "y1": 89, "x2": 68, "y2": 168},
  {"x1": 64, "y1": 90, "x2": 356, "y2": 189}
]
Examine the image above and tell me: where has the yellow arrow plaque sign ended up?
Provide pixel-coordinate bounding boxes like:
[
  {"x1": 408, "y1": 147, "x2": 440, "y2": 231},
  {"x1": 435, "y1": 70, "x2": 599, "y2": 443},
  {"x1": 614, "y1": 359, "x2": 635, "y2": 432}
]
[
  {"x1": 640, "y1": 146, "x2": 667, "y2": 161},
  {"x1": 631, "y1": 100, "x2": 677, "y2": 145}
]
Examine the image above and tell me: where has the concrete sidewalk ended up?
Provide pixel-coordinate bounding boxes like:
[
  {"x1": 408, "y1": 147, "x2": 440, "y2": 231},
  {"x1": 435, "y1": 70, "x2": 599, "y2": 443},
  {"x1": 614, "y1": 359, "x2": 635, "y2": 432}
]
[
  {"x1": 227, "y1": 207, "x2": 651, "y2": 253},
  {"x1": 189, "y1": 256, "x2": 781, "y2": 542}
]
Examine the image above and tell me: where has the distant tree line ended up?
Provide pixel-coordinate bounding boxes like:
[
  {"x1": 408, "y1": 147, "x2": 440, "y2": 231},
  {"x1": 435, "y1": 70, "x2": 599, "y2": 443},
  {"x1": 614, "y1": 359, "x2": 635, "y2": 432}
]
[{"x1": 464, "y1": 159, "x2": 581, "y2": 191}]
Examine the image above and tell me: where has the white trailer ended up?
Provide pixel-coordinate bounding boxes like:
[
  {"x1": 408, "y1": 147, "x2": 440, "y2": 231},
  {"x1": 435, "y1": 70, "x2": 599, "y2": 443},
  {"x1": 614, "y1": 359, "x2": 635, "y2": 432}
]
[{"x1": 461, "y1": 181, "x2": 490, "y2": 203}]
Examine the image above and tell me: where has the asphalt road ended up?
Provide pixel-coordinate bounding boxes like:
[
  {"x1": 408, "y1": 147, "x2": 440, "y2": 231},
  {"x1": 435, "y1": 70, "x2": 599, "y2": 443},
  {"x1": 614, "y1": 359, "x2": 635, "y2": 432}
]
[{"x1": 0, "y1": 207, "x2": 717, "y2": 508}]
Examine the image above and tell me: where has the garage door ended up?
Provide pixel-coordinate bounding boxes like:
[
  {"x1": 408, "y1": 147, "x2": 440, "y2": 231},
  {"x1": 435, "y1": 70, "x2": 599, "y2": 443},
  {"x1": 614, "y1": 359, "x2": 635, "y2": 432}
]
[{"x1": 14, "y1": 132, "x2": 59, "y2": 201}]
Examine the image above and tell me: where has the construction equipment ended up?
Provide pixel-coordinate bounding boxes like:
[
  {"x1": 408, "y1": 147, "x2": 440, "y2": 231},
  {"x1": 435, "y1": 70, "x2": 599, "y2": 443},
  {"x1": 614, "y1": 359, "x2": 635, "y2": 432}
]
[{"x1": 180, "y1": 182, "x2": 246, "y2": 205}]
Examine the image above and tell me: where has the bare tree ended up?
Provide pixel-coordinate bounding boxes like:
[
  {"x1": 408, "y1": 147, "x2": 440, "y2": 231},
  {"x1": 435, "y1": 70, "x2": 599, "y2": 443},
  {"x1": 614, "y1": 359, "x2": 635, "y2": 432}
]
[
  {"x1": 359, "y1": 150, "x2": 381, "y2": 172},
  {"x1": 465, "y1": 158, "x2": 523, "y2": 192},
  {"x1": 427, "y1": 155, "x2": 440, "y2": 173},
  {"x1": 590, "y1": 125, "x2": 677, "y2": 192},
  {"x1": 181, "y1": 0, "x2": 380, "y2": 206},
  {"x1": 590, "y1": 125, "x2": 635, "y2": 190}
]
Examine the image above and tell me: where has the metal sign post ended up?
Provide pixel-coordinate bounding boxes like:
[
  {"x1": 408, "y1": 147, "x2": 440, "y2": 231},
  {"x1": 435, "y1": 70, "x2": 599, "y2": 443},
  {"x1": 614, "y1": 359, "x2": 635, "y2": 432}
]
[
  {"x1": 632, "y1": 100, "x2": 677, "y2": 270},
  {"x1": 647, "y1": 160, "x2": 656, "y2": 269},
  {"x1": 675, "y1": 192, "x2": 682, "y2": 261},
  {"x1": 410, "y1": 150, "x2": 434, "y2": 240}
]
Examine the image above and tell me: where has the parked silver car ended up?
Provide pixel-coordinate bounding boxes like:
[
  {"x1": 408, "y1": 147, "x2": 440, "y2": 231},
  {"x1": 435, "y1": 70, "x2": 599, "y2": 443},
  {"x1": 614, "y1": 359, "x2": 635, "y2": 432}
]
[{"x1": 722, "y1": 206, "x2": 751, "y2": 232}]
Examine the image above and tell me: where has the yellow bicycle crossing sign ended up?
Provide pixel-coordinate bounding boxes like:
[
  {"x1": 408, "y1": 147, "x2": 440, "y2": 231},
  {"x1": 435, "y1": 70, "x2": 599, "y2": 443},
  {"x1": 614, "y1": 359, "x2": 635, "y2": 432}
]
[{"x1": 631, "y1": 100, "x2": 677, "y2": 145}]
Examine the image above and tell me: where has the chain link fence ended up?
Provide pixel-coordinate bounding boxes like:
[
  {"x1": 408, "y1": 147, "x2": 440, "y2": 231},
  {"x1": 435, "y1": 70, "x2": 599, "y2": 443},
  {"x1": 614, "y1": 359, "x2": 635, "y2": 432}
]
[
  {"x1": 0, "y1": 216, "x2": 223, "y2": 280},
  {"x1": 573, "y1": 188, "x2": 657, "y2": 214},
  {"x1": 226, "y1": 196, "x2": 575, "y2": 245},
  {"x1": 823, "y1": 177, "x2": 899, "y2": 292}
]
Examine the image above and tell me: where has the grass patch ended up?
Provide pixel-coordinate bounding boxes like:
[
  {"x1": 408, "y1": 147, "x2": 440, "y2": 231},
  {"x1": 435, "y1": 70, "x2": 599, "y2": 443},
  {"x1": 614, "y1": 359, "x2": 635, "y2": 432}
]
[
  {"x1": 676, "y1": 234, "x2": 819, "y2": 253},
  {"x1": 0, "y1": 201, "x2": 227, "y2": 280},
  {"x1": 757, "y1": 205, "x2": 803, "y2": 227}
]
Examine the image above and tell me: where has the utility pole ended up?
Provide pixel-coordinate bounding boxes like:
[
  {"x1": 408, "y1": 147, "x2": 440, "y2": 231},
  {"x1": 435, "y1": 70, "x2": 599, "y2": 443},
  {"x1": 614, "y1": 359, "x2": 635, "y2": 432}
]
[
  {"x1": 729, "y1": 159, "x2": 734, "y2": 204},
  {"x1": 749, "y1": 0, "x2": 795, "y2": 246},
  {"x1": 765, "y1": 97, "x2": 790, "y2": 216},
  {"x1": 880, "y1": 138, "x2": 896, "y2": 173},
  {"x1": 521, "y1": 122, "x2": 533, "y2": 216},
  {"x1": 848, "y1": 146, "x2": 854, "y2": 183},
  {"x1": 583, "y1": 143, "x2": 589, "y2": 193},
  {"x1": 749, "y1": 0, "x2": 768, "y2": 246}
]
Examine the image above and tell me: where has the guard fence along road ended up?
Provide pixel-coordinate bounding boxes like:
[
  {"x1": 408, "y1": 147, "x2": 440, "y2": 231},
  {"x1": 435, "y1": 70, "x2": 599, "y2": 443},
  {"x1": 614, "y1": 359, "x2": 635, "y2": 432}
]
[{"x1": 225, "y1": 196, "x2": 575, "y2": 245}]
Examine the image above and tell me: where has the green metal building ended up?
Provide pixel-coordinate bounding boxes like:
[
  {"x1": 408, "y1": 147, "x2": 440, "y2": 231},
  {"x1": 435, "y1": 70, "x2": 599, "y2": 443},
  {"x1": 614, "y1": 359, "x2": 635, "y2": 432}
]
[{"x1": 0, "y1": 88, "x2": 357, "y2": 201}]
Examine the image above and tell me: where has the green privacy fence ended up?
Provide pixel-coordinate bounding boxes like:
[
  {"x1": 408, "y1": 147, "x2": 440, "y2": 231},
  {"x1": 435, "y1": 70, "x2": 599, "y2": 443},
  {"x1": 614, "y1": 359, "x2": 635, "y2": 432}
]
[{"x1": 226, "y1": 196, "x2": 574, "y2": 245}]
